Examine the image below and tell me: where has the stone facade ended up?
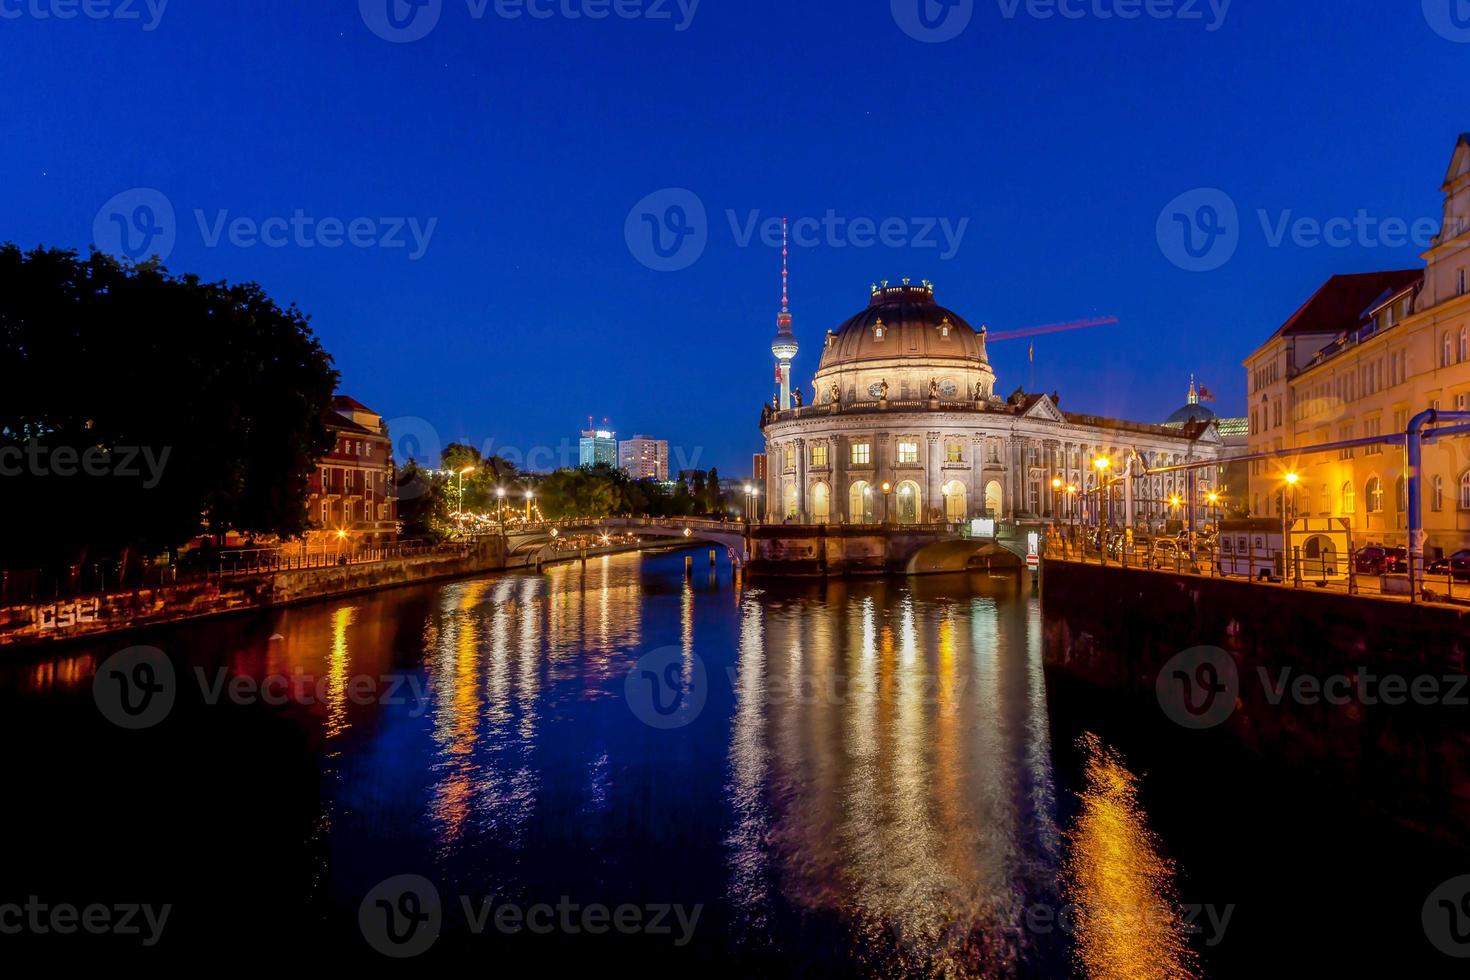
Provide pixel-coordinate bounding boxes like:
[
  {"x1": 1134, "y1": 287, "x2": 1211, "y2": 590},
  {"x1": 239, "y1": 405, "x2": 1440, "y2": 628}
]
[{"x1": 761, "y1": 283, "x2": 1223, "y2": 526}]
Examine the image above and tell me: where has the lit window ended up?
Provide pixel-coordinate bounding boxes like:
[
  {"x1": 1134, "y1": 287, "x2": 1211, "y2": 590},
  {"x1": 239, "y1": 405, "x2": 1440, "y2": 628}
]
[
  {"x1": 1342, "y1": 482, "x2": 1355, "y2": 514},
  {"x1": 945, "y1": 442, "x2": 964, "y2": 464},
  {"x1": 810, "y1": 444, "x2": 828, "y2": 468},
  {"x1": 1461, "y1": 472, "x2": 1470, "y2": 510},
  {"x1": 851, "y1": 442, "x2": 871, "y2": 466},
  {"x1": 1434, "y1": 476, "x2": 1445, "y2": 512},
  {"x1": 783, "y1": 445, "x2": 795, "y2": 470},
  {"x1": 1366, "y1": 477, "x2": 1383, "y2": 513},
  {"x1": 897, "y1": 442, "x2": 919, "y2": 465},
  {"x1": 874, "y1": 319, "x2": 886, "y2": 340}
]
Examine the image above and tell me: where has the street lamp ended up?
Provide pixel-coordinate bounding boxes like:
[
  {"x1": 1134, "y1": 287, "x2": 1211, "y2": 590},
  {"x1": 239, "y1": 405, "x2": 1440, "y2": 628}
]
[
  {"x1": 1093, "y1": 458, "x2": 1112, "y2": 532},
  {"x1": 525, "y1": 489, "x2": 536, "y2": 524},
  {"x1": 457, "y1": 466, "x2": 477, "y2": 524},
  {"x1": 1282, "y1": 471, "x2": 1300, "y2": 577},
  {"x1": 1051, "y1": 476, "x2": 1063, "y2": 524},
  {"x1": 882, "y1": 481, "x2": 893, "y2": 526},
  {"x1": 495, "y1": 486, "x2": 507, "y2": 526},
  {"x1": 1205, "y1": 491, "x2": 1221, "y2": 531}
]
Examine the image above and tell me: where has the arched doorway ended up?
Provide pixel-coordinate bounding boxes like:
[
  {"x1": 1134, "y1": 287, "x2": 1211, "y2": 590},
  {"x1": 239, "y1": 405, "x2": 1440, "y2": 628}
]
[
  {"x1": 811, "y1": 482, "x2": 831, "y2": 524},
  {"x1": 783, "y1": 482, "x2": 798, "y2": 521},
  {"x1": 942, "y1": 481, "x2": 967, "y2": 523},
  {"x1": 849, "y1": 481, "x2": 874, "y2": 524},
  {"x1": 984, "y1": 480, "x2": 1003, "y2": 517},
  {"x1": 1302, "y1": 534, "x2": 1339, "y2": 580},
  {"x1": 897, "y1": 480, "x2": 922, "y2": 525}
]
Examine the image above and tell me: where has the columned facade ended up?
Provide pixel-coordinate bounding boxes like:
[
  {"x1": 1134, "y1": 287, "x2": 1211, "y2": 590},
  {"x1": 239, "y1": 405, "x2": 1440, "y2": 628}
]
[{"x1": 760, "y1": 282, "x2": 1223, "y2": 527}]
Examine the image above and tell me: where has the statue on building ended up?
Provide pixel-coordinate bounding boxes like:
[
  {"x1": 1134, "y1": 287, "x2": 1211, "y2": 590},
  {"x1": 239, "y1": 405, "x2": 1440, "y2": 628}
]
[
  {"x1": 930, "y1": 378, "x2": 940, "y2": 399},
  {"x1": 879, "y1": 379, "x2": 889, "y2": 400},
  {"x1": 830, "y1": 382, "x2": 841, "y2": 405},
  {"x1": 793, "y1": 387, "x2": 803, "y2": 408}
]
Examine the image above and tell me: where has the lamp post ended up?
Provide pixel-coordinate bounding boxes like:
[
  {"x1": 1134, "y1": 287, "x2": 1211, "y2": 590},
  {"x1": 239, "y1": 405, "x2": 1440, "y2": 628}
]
[
  {"x1": 496, "y1": 486, "x2": 506, "y2": 526},
  {"x1": 1282, "y1": 471, "x2": 1299, "y2": 578},
  {"x1": 525, "y1": 489, "x2": 536, "y2": 525},
  {"x1": 457, "y1": 466, "x2": 477, "y2": 525},
  {"x1": 1093, "y1": 457, "x2": 1112, "y2": 536},
  {"x1": 1206, "y1": 491, "x2": 1221, "y2": 533},
  {"x1": 881, "y1": 482, "x2": 893, "y2": 526},
  {"x1": 1051, "y1": 476, "x2": 1063, "y2": 523}
]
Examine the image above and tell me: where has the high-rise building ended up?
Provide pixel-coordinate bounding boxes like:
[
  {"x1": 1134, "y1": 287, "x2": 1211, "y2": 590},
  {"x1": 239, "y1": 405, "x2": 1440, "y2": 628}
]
[
  {"x1": 752, "y1": 453, "x2": 767, "y2": 483},
  {"x1": 619, "y1": 435, "x2": 669, "y2": 481},
  {"x1": 579, "y1": 425, "x2": 618, "y2": 467}
]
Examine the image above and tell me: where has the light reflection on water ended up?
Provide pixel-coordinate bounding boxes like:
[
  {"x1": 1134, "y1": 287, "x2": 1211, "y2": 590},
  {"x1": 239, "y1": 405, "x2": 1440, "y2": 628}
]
[{"x1": 1, "y1": 549, "x2": 1206, "y2": 975}]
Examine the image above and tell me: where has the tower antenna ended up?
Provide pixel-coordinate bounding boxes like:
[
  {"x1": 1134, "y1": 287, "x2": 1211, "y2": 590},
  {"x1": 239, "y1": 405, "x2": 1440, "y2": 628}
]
[{"x1": 769, "y1": 217, "x2": 799, "y2": 411}]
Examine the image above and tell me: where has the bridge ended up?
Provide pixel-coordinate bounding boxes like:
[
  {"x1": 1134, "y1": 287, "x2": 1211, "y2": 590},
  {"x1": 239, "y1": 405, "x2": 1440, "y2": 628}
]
[
  {"x1": 493, "y1": 517, "x2": 1039, "y2": 577},
  {"x1": 500, "y1": 517, "x2": 750, "y2": 569}
]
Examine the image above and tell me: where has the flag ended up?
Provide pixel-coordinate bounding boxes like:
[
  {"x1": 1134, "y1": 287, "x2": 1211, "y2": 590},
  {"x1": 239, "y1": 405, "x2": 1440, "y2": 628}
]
[
  {"x1": 1028, "y1": 342, "x2": 1034, "y2": 363},
  {"x1": 1198, "y1": 384, "x2": 1216, "y2": 402},
  {"x1": 775, "y1": 363, "x2": 783, "y2": 383}
]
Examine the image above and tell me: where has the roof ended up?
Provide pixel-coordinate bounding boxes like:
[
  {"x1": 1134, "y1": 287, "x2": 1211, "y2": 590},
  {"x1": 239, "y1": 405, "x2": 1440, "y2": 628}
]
[
  {"x1": 1269, "y1": 270, "x2": 1422, "y2": 341},
  {"x1": 324, "y1": 410, "x2": 377, "y2": 436},
  {"x1": 818, "y1": 283, "x2": 991, "y2": 369},
  {"x1": 332, "y1": 394, "x2": 377, "y2": 413}
]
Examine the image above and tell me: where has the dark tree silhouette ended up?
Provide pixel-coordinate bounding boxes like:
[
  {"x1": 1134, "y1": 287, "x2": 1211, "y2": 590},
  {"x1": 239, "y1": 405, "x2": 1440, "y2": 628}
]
[{"x1": 0, "y1": 246, "x2": 338, "y2": 569}]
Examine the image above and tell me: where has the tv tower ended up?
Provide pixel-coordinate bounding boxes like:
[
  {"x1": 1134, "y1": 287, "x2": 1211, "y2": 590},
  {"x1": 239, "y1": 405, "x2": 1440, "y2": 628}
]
[{"x1": 770, "y1": 216, "x2": 799, "y2": 411}]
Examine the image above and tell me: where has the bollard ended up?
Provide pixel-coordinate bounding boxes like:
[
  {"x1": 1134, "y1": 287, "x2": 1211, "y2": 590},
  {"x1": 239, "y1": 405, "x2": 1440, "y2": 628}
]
[{"x1": 1293, "y1": 546, "x2": 1302, "y2": 589}]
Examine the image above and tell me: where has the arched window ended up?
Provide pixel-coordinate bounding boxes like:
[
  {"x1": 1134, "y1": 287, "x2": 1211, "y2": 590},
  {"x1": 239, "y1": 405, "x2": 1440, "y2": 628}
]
[
  {"x1": 1434, "y1": 475, "x2": 1445, "y2": 512},
  {"x1": 1444, "y1": 333, "x2": 1454, "y2": 369},
  {"x1": 1320, "y1": 484, "x2": 1330, "y2": 515},
  {"x1": 1366, "y1": 476, "x2": 1383, "y2": 513},
  {"x1": 811, "y1": 482, "x2": 831, "y2": 524},
  {"x1": 1460, "y1": 327, "x2": 1468, "y2": 363},
  {"x1": 1342, "y1": 481, "x2": 1356, "y2": 515},
  {"x1": 849, "y1": 481, "x2": 874, "y2": 524},
  {"x1": 896, "y1": 481, "x2": 922, "y2": 525},
  {"x1": 1461, "y1": 472, "x2": 1470, "y2": 511},
  {"x1": 1396, "y1": 475, "x2": 1407, "y2": 513}
]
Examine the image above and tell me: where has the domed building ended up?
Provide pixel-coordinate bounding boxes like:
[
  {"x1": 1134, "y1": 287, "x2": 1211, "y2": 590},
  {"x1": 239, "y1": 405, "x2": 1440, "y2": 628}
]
[{"x1": 759, "y1": 280, "x2": 1226, "y2": 528}]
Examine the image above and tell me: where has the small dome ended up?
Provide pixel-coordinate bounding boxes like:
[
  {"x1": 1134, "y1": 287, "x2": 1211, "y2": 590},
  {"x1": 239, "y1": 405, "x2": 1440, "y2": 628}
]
[
  {"x1": 817, "y1": 282, "x2": 990, "y2": 370},
  {"x1": 1164, "y1": 403, "x2": 1218, "y2": 426}
]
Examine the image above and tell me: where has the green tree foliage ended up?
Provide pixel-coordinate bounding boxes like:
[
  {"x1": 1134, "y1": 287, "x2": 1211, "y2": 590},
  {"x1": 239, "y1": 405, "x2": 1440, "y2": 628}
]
[
  {"x1": 395, "y1": 461, "x2": 452, "y2": 540},
  {"x1": 0, "y1": 246, "x2": 338, "y2": 569}
]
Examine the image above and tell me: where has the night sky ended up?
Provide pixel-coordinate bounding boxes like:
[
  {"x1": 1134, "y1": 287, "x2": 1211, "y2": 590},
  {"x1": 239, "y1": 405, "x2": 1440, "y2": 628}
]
[{"x1": 3, "y1": 1, "x2": 1467, "y2": 474}]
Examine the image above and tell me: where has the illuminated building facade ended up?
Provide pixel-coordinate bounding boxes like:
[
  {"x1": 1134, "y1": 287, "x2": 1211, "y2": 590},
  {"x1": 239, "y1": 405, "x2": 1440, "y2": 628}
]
[
  {"x1": 619, "y1": 435, "x2": 669, "y2": 481},
  {"x1": 760, "y1": 281, "x2": 1224, "y2": 526},
  {"x1": 306, "y1": 395, "x2": 398, "y2": 544}
]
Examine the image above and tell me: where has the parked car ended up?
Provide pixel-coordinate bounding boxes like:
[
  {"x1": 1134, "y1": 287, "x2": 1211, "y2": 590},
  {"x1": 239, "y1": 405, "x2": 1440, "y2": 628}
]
[
  {"x1": 1427, "y1": 549, "x2": 1470, "y2": 580},
  {"x1": 1355, "y1": 546, "x2": 1408, "y2": 575}
]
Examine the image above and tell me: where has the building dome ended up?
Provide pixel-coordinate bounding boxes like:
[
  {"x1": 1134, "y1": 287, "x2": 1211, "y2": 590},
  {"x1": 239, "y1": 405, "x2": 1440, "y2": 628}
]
[
  {"x1": 810, "y1": 281, "x2": 997, "y2": 405},
  {"x1": 1164, "y1": 403, "x2": 1218, "y2": 426},
  {"x1": 818, "y1": 281, "x2": 989, "y2": 368}
]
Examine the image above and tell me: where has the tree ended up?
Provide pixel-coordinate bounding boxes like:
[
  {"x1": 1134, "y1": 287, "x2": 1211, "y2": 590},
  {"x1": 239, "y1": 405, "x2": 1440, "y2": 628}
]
[
  {"x1": 0, "y1": 246, "x2": 338, "y2": 569},
  {"x1": 704, "y1": 466, "x2": 723, "y2": 514},
  {"x1": 395, "y1": 461, "x2": 452, "y2": 540}
]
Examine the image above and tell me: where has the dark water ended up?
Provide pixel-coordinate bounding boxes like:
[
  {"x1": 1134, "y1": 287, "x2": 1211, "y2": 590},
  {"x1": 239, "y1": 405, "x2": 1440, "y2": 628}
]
[{"x1": 0, "y1": 548, "x2": 1460, "y2": 973}]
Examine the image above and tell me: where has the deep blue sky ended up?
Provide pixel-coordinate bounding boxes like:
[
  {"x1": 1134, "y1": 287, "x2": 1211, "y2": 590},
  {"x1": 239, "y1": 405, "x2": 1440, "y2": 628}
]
[{"x1": 3, "y1": 1, "x2": 1467, "y2": 474}]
